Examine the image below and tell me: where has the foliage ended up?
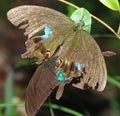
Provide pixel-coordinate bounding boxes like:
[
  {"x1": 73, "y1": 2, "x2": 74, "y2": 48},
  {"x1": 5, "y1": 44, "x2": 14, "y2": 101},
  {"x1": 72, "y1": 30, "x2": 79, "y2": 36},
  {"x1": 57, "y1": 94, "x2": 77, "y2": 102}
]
[
  {"x1": 99, "y1": 0, "x2": 120, "y2": 11},
  {"x1": 71, "y1": 8, "x2": 91, "y2": 33}
]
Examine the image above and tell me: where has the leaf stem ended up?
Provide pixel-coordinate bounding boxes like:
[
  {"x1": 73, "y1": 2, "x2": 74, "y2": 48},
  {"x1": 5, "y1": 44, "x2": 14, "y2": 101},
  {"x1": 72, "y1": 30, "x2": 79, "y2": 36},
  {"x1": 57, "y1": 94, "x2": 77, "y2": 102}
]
[{"x1": 58, "y1": 0, "x2": 120, "y2": 39}]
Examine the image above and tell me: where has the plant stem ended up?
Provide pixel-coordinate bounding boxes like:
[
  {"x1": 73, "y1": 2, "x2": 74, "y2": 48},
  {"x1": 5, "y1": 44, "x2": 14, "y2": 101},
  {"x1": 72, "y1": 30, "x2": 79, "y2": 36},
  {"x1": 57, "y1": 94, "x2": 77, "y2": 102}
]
[
  {"x1": 48, "y1": 97, "x2": 55, "y2": 116},
  {"x1": 59, "y1": 0, "x2": 80, "y2": 9},
  {"x1": 91, "y1": 15, "x2": 120, "y2": 39},
  {"x1": 58, "y1": 0, "x2": 120, "y2": 39},
  {"x1": 43, "y1": 103, "x2": 84, "y2": 116},
  {"x1": 108, "y1": 76, "x2": 120, "y2": 89}
]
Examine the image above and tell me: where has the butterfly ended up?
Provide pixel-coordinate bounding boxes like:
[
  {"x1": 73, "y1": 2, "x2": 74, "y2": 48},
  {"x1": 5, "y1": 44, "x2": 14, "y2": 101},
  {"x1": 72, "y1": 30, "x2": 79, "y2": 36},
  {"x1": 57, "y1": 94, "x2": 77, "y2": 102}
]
[{"x1": 7, "y1": 5, "x2": 107, "y2": 116}]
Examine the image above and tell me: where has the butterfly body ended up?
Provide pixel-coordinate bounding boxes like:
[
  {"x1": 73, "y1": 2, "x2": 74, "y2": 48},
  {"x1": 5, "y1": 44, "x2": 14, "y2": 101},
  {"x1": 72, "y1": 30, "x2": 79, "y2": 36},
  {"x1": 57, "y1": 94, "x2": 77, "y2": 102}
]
[{"x1": 7, "y1": 5, "x2": 107, "y2": 116}]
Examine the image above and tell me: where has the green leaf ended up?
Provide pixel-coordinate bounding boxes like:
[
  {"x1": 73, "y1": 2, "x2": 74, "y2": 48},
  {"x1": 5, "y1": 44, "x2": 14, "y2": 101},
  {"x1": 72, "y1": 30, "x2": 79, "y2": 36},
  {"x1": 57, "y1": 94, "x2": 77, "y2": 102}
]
[
  {"x1": 99, "y1": 0, "x2": 120, "y2": 11},
  {"x1": 71, "y1": 8, "x2": 92, "y2": 33},
  {"x1": 67, "y1": 5, "x2": 76, "y2": 17},
  {"x1": 15, "y1": 57, "x2": 37, "y2": 68}
]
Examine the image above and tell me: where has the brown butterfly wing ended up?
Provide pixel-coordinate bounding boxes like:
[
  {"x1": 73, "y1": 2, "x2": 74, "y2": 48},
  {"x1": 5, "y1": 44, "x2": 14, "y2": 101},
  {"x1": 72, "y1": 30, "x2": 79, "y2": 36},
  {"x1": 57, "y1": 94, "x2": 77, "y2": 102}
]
[
  {"x1": 60, "y1": 29, "x2": 107, "y2": 91},
  {"x1": 25, "y1": 57, "x2": 59, "y2": 116},
  {"x1": 7, "y1": 5, "x2": 73, "y2": 38},
  {"x1": 7, "y1": 5, "x2": 74, "y2": 59}
]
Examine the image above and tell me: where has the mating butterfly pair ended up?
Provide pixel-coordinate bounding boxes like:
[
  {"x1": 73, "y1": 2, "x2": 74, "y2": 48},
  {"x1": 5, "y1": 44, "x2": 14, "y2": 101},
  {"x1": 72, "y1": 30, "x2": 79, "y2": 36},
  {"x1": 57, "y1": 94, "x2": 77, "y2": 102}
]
[{"x1": 7, "y1": 5, "x2": 107, "y2": 116}]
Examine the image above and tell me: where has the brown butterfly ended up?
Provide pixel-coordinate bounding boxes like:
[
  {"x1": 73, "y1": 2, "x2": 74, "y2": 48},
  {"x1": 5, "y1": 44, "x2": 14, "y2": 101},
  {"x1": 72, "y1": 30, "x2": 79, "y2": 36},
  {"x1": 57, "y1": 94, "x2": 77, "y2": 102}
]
[{"x1": 7, "y1": 5, "x2": 107, "y2": 116}]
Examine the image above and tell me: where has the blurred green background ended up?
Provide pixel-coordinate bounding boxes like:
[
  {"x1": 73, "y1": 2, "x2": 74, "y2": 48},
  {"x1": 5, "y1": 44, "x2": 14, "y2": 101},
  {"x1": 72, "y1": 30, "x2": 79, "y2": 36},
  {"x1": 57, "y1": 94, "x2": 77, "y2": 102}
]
[{"x1": 0, "y1": 0, "x2": 120, "y2": 116}]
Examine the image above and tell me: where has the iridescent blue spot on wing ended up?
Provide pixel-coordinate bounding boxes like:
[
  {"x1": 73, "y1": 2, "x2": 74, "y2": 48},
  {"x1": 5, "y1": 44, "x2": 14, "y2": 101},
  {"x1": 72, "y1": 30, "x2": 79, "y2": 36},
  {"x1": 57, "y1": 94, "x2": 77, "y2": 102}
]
[
  {"x1": 56, "y1": 69, "x2": 61, "y2": 76},
  {"x1": 56, "y1": 69, "x2": 66, "y2": 81},
  {"x1": 40, "y1": 25, "x2": 51, "y2": 39},
  {"x1": 75, "y1": 63, "x2": 82, "y2": 71},
  {"x1": 44, "y1": 25, "x2": 51, "y2": 35},
  {"x1": 58, "y1": 74, "x2": 65, "y2": 81}
]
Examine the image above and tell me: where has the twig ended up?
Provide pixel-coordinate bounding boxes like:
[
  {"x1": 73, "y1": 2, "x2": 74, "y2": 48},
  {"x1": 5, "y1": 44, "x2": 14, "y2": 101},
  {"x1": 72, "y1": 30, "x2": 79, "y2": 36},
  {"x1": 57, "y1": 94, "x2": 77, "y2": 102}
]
[{"x1": 58, "y1": 0, "x2": 120, "y2": 39}]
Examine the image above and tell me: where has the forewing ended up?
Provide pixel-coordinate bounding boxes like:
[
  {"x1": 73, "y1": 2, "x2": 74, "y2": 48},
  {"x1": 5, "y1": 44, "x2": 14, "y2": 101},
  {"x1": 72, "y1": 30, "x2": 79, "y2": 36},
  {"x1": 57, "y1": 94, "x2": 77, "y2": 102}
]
[
  {"x1": 7, "y1": 5, "x2": 74, "y2": 60},
  {"x1": 25, "y1": 58, "x2": 59, "y2": 116},
  {"x1": 7, "y1": 5, "x2": 73, "y2": 38},
  {"x1": 60, "y1": 29, "x2": 107, "y2": 91}
]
